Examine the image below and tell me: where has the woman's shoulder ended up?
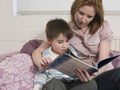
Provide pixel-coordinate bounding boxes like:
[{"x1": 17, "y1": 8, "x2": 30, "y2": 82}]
[
  {"x1": 99, "y1": 20, "x2": 111, "y2": 32},
  {"x1": 103, "y1": 20, "x2": 110, "y2": 26},
  {"x1": 98, "y1": 20, "x2": 113, "y2": 40}
]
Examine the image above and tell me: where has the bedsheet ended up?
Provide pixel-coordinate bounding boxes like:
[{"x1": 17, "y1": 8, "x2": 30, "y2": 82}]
[
  {"x1": 0, "y1": 52, "x2": 37, "y2": 90},
  {"x1": 0, "y1": 39, "x2": 120, "y2": 90},
  {"x1": 0, "y1": 51, "x2": 19, "y2": 62}
]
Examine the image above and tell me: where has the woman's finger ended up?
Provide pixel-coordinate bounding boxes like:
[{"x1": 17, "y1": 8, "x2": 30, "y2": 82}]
[
  {"x1": 83, "y1": 70, "x2": 93, "y2": 81},
  {"x1": 75, "y1": 69, "x2": 88, "y2": 82}
]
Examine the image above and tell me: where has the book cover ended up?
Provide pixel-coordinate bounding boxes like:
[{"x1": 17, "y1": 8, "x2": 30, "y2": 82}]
[{"x1": 48, "y1": 48, "x2": 120, "y2": 77}]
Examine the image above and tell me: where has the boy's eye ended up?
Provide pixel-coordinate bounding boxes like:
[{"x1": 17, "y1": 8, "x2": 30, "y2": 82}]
[
  {"x1": 58, "y1": 41, "x2": 63, "y2": 44},
  {"x1": 57, "y1": 40, "x2": 69, "y2": 44},
  {"x1": 66, "y1": 40, "x2": 69, "y2": 42}
]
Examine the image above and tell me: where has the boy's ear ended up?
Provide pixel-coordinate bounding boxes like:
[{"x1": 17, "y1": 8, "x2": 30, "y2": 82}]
[{"x1": 47, "y1": 38, "x2": 52, "y2": 43}]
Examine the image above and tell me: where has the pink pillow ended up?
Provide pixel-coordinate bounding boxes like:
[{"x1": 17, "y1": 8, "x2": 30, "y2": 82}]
[
  {"x1": 20, "y1": 39, "x2": 43, "y2": 55},
  {"x1": 0, "y1": 51, "x2": 19, "y2": 61},
  {"x1": 0, "y1": 53, "x2": 37, "y2": 90},
  {"x1": 110, "y1": 50, "x2": 120, "y2": 68}
]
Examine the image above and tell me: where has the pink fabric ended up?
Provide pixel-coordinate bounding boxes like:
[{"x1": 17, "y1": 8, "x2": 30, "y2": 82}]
[
  {"x1": 0, "y1": 51, "x2": 19, "y2": 60},
  {"x1": 20, "y1": 39, "x2": 43, "y2": 55},
  {"x1": 69, "y1": 21, "x2": 113, "y2": 58},
  {"x1": 0, "y1": 53, "x2": 37, "y2": 90},
  {"x1": 69, "y1": 21, "x2": 114, "y2": 70},
  {"x1": 0, "y1": 39, "x2": 119, "y2": 90},
  {"x1": 110, "y1": 50, "x2": 120, "y2": 68}
]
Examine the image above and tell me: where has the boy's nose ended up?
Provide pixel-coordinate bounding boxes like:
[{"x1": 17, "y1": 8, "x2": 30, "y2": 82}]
[{"x1": 62, "y1": 43, "x2": 68, "y2": 49}]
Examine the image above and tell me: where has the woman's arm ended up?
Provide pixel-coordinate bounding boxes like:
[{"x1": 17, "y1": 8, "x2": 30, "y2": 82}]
[
  {"x1": 74, "y1": 40, "x2": 111, "y2": 82},
  {"x1": 32, "y1": 41, "x2": 50, "y2": 68},
  {"x1": 97, "y1": 40, "x2": 111, "y2": 74}
]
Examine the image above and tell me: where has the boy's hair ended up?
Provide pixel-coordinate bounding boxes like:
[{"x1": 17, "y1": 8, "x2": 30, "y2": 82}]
[{"x1": 45, "y1": 18, "x2": 73, "y2": 40}]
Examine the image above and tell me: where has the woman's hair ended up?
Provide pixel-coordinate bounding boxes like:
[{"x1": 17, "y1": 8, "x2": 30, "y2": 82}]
[
  {"x1": 71, "y1": 0, "x2": 104, "y2": 34},
  {"x1": 45, "y1": 18, "x2": 73, "y2": 40}
]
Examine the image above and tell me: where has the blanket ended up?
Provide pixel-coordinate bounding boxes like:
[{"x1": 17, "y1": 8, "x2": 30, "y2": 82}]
[
  {"x1": 0, "y1": 53, "x2": 37, "y2": 90},
  {"x1": 0, "y1": 39, "x2": 120, "y2": 90}
]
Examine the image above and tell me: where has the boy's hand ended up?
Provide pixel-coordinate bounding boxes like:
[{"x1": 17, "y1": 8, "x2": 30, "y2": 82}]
[{"x1": 40, "y1": 57, "x2": 53, "y2": 70}]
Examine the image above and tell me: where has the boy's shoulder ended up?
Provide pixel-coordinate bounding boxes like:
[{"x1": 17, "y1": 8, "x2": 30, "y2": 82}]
[
  {"x1": 42, "y1": 45, "x2": 78, "y2": 59},
  {"x1": 42, "y1": 47, "x2": 51, "y2": 58},
  {"x1": 42, "y1": 47, "x2": 59, "y2": 60}
]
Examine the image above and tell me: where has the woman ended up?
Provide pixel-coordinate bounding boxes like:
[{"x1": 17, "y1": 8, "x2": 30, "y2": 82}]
[{"x1": 32, "y1": 0, "x2": 120, "y2": 90}]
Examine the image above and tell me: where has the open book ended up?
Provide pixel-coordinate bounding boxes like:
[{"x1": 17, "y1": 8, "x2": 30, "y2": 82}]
[{"x1": 48, "y1": 48, "x2": 120, "y2": 77}]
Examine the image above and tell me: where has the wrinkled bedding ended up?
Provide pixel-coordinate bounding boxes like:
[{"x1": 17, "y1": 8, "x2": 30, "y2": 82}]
[
  {"x1": 0, "y1": 52, "x2": 37, "y2": 90},
  {"x1": 0, "y1": 51, "x2": 120, "y2": 90},
  {"x1": 0, "y1": 39, "x2": 120, "y2": 90}
]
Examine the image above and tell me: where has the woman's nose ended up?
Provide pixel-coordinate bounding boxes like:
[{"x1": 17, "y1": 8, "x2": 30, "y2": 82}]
[{"x1": 81, "y1": 16, "x2": 86, "y2": 22}]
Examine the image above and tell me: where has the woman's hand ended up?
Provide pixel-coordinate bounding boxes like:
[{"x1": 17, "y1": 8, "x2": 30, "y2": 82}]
[
  {"x1": 74, "y1": 68, "x2": 98, "y2": 82},
  {"x1": 32, "y1": 41, "x2": 50, "y2": 68}
]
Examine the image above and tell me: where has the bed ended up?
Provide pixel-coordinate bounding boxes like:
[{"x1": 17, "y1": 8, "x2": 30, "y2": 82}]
[
  {"x1": 0, "y1": 38, "x2": 120, "y2": 90},
  {"x1": 0, "y1": 39, "x2": 43, "y2": 90}
]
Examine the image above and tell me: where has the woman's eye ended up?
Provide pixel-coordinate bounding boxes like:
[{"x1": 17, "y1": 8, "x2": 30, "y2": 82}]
[
  {"x1": 87, "y1": 15, "x2": 93, "y2": 18},
  {"x1": 78, "y1": 11, "x2": 84, "y2": 15}
]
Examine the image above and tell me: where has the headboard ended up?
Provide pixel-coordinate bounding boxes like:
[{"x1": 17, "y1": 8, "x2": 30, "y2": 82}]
[
  {"x1": 111, "y1": 36, "x2": 120, "y2": 51},
  {"x1": 0, "y1": 33, "x2": 120, "y2": 55}
]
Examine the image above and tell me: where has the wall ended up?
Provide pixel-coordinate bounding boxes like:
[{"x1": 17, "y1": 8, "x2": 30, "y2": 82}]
[
  {"x1": 0, "y1": 0, "x2": 120, "y2": 54},
  {"x1": 17, "y1": 0, "x2": 120, "y2": 12}
]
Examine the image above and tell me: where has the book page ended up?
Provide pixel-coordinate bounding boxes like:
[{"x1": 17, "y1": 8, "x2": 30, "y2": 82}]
[{"x1": 54, "y1": 53, "x2": 98, "y2": 77}]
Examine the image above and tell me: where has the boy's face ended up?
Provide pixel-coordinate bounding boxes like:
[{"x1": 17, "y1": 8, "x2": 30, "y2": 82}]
[{"x1": 49, "y1": 33, "x2": 70, "y2": 55}]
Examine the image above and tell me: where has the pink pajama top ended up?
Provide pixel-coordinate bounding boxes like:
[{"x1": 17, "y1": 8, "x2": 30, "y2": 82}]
[{"x1": 69, "y1": 21, "x2": 113, "y2": 69}]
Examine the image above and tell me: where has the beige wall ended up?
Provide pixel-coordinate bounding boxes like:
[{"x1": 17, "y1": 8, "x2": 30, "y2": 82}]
[{"x1": 0, "y1": 0, "x2": 120, "y2": 54}]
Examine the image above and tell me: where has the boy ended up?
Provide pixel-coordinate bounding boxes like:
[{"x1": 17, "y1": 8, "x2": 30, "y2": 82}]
[{"x1": 33, "y1": 18, "x2": 77, "y2": 90}]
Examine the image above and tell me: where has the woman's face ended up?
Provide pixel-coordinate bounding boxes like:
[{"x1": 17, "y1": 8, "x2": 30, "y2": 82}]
[{"x1": 74, "y1": 5, "x2": 95, "y2": 29}]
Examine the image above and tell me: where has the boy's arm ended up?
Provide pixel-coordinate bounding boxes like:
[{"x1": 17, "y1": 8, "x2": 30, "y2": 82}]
[{"x1": 32, "y1": 41, "x2": 50, "y2": 68}]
